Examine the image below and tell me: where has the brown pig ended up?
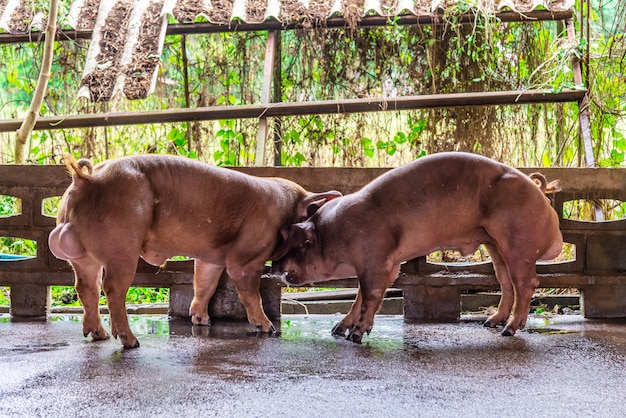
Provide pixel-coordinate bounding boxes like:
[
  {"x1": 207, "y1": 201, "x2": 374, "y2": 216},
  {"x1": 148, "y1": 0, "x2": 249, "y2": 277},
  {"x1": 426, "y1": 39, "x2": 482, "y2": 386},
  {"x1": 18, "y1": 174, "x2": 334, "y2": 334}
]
[
  {"x1": 49, "y1": 154, "x2": 340, "y2": 348},
  {"x1": 272, "y1": 152, "x2": 563, "y2": 343}
]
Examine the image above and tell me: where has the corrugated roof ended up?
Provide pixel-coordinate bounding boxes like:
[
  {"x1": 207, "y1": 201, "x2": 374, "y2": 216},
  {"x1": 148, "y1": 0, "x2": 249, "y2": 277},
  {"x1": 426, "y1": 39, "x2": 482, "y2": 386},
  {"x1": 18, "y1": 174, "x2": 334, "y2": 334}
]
[
  {"x1": 0, "y1": 0, "x2": 575, "y2": 102},
  {"x1": 1, "y1": 0, "x2": 575, "y2": 34}
]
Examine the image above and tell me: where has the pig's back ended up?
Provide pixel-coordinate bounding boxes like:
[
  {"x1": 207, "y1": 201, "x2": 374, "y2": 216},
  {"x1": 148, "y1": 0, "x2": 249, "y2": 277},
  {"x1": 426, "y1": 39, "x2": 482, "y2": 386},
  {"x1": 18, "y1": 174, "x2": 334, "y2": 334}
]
[
  {"x1": 361, "y1": 152, "x2": 518, "y2": 213},
  {"x1": 354, "y1": 152, "x2": 560, "y2": 261},
  {"x1": 91, "y1": 155, "x2": 287, "y2": 249},
  {"x1": 94, "y1": 154, "x2": 280, "y2": 206}
]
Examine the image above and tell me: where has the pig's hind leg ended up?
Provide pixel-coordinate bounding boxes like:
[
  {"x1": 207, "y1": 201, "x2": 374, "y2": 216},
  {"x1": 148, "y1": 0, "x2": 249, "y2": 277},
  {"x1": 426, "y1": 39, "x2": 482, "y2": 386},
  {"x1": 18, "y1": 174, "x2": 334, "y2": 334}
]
[
  {"x1": 482, "y1": 243, "x2": 514, "y2": 329},
  {"x1": 101, "y1": 259, "x2": 140, "y2": 348},
  {"x1": 499, "y1": 256, "x2": 539, "y2": 336},
  {"x1": 227, "y1": 265, "x2": 276, "y2": 333},
  {"x1": 71, "y1": 258, "x2": 109, "y2": 342},
  {"x1": 189, "y1": 260, "x2": 224, "y2": 325}
]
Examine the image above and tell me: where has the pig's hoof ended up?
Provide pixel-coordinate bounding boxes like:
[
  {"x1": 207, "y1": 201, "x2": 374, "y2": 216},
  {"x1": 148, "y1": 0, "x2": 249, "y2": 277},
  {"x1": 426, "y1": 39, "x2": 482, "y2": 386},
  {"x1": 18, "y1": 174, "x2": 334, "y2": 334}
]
[
  {"x1": 483, "y1": 320, "x2": 496, "y2": 328},
  {"x1": 191, "y1": 315, "x2": 210, "y2": 326},
  {"x1": 501, "y1": 328, "x2": 515, "y2": 337},
  {"x1": 119, "y1": 334, "x2": 140, "y2": 349},
  {"x1": 331, "y1": 324, "x2": 347, "y2": 337},
  {"x1": 256, "y1": 323, "x2": 277, "y2": 334},
  {"x1": 122, "y1": 339, "x2": 140, "y2": 349},
  {"x1": 346, "y1": 332, "x2": 362, "y2": 344},
  {"x1": 86, "y1": 326, "x2": 110, "y2": 341}
]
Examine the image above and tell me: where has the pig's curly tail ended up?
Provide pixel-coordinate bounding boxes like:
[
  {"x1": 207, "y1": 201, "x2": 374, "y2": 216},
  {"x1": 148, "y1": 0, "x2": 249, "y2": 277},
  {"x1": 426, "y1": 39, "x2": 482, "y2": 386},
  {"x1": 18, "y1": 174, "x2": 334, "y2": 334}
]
[
  {"x1": 529, "y1": 172, "x2": 561, "y2": 195},
  {"x1": 62, "y1": 153, "x2": 93, "y2": 180}
]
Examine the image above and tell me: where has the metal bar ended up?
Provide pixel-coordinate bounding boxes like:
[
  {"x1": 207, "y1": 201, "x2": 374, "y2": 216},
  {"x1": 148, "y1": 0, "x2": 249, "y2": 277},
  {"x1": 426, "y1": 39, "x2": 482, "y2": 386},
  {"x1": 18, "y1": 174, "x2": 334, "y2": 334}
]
[
  {"x1": 0, "y1": 11, "x2": 575, "y2": 44},
  {"x1": 0, "y1": 89, "x2": 586, "y2": 133}
]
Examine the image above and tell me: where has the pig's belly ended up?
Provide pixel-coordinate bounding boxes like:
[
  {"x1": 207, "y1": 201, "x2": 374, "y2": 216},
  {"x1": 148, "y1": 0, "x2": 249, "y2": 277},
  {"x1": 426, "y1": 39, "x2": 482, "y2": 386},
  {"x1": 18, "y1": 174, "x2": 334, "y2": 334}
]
[
  {"x1": 395, "y1": 228, "x2": 490, "y2": 264},
  {"x1": 140, "y1": 246, "x2": 171, "y2": 266},
  {"x1": 140, "y1": 238, "x2": 223, "y2": 267}
]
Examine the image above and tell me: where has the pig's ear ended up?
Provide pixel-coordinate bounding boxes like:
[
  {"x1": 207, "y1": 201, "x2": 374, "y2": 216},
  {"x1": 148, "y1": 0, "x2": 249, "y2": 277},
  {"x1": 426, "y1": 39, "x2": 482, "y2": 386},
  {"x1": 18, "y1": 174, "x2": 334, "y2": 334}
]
[
  {"x1": 291, "y1": 222, "x2": 316, "y2": 248},
  {"x1": 270, "y1": 222, "x2": 316, "y2": 260},
  {"x1": 298, "y1": 191, "x2": 342, "y2": 220}
]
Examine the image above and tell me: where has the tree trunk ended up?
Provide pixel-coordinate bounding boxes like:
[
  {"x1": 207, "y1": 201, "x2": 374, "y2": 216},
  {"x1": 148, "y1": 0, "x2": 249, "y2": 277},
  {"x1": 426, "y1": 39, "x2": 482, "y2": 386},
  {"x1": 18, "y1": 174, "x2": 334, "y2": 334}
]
[{"x1": 14, "y1": 0, "x2": 59, "y2": 164}]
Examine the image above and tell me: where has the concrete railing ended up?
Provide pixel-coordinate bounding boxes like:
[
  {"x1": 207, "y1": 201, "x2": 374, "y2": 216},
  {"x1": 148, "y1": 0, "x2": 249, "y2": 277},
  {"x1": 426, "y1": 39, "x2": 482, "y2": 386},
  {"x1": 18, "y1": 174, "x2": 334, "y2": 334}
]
[{"x1": 2, "y1": 164, "x2": 626, "y2": 321}]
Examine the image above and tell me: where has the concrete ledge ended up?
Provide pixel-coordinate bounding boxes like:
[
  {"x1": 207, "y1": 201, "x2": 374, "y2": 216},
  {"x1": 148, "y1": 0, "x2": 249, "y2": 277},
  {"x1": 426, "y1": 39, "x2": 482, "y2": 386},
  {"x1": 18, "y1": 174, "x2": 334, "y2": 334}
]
[
  {"x1": 281, "y1": 297, "x2": 404, "y2": 315},
  {"x1": 0, "y1": 292, "x2": 582, "y2": 316}
]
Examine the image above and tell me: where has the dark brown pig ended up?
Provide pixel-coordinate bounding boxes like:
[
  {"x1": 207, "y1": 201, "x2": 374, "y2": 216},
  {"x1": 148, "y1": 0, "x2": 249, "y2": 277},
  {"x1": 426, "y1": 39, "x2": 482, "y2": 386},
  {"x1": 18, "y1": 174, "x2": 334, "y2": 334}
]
[
  {"x1": 272, "y1": 152, "x2": 563, "y2": 343},
  {"x1": 49, "y1": 154, "x2": 340, "y2": 348}
]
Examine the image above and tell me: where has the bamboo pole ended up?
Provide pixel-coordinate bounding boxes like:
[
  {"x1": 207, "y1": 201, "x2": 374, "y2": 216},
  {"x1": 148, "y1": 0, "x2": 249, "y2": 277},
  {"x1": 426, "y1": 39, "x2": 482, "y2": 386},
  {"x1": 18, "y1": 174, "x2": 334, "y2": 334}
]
[{"x1": 14, "y1": 0, "x2": 59, "y2": 164}]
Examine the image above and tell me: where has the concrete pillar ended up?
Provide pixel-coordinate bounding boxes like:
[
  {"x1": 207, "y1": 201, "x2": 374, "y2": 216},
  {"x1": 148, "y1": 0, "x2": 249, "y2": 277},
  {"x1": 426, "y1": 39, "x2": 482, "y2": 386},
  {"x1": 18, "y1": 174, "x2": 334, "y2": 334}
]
[
  {"x1": 581, "y1": 285, "x2": 626, "y2": 318},
  {"x1": 168, "y1": 274, "x2": 282, "y2": 321},
  {"x1": 259, "y1": 277, "x2": 282, "y2": 320},
  {"x1": 401, "y1": 285, "x2": 460, "y2": 321},
  {"x1": 9, "y1": 284, "x2": 50, "y2": 320},
  {"x1": 208, "y1": 274, "x2": 248, "y2": 319},
  {"x1": 168, "y1": 284, "x2": 194, "y2": 318}
]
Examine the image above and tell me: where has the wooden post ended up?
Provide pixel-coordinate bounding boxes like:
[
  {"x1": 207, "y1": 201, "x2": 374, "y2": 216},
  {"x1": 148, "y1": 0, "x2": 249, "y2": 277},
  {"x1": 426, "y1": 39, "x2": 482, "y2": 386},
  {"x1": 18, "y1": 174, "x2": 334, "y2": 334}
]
[
  {"x1": 565, "y1": 18, "x2": 604, "y2": 221},
  {"x1": 255, "y1": 31, "x2": 278, "y2": 166},
  {"x1": 565, "y1": 19, "x2": 594, "y2": 168},
  {"x1": 273, "y1": 31, "x2": 283, "y2": 166},
  {"x1": 181, "y1": 34, "x2": 193, "y2": 153}
]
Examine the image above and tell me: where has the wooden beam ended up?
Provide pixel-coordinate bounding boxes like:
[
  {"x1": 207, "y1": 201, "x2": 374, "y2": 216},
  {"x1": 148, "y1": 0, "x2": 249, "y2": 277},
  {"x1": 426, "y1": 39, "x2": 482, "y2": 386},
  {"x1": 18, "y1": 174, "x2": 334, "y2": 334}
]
[
  {"x1": 0, "y1": 89, "x2": 586, "y2": 132},
  {"x1": 0, "y1": 11, "x2": 574, "y2": 45}
]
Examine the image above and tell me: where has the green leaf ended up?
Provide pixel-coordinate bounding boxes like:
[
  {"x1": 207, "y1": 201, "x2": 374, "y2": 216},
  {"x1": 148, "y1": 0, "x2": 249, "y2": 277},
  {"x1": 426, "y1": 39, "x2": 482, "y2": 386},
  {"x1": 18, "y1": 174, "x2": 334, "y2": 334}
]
[
  {"x1": 393, "y1": 132, "x2": 407, "y2": 144},
  {"x1": 361, "y1": 138, "x2": 375, "y2": 158}
]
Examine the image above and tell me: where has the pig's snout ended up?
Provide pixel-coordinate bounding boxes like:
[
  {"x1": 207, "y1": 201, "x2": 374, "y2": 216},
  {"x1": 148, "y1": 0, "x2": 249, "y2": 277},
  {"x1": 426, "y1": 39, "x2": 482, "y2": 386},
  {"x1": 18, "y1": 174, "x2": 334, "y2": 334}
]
[
  {"x1": 270, "y1": 264, "x2": 298, "y2": 285},
  {"x1": 281, "y1": 272, "x2": 301, "y2": 286}
]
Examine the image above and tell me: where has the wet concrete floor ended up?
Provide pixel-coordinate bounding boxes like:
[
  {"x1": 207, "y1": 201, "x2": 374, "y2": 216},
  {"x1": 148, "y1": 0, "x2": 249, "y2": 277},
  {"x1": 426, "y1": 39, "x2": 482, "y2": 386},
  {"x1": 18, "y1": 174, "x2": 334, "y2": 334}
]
[{"x1": 1, "y1": 313, "x2": 626, "y2": 417}]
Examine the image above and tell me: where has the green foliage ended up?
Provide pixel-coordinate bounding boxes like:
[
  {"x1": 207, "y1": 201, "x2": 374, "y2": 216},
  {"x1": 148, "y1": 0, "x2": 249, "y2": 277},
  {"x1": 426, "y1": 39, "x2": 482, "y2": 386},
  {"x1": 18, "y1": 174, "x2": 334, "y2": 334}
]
[
  {"x1": 125, "y1": 287, "x2": 170, "y2": 304},
  {"x1": 50, "y1": 286, "x2": 81, "y2": 306},
  {"x1": 48, "y1": 286, "x2": 169, "y2": 307},
  {"x1": 42, "y1": 196, "x2": 61, "y2": 218},
  {"x1": 563, "y1": 199, "x2": 626, "y2": 221},
  {"x1": 0, "y1": 287, "x2": 9, "y2": 306},
  {"x1": 0, "y1": 286, "x2": 170, "y2": 307},
  {"x1": 0, "y1": 195, "x2": 20, "y2": 217},
  {"x1": 0, "y1": 238, "x2": 36, "y2": 257},
  {"x1": 0, "y1": 1, "x2": 624, "y2": 168}
]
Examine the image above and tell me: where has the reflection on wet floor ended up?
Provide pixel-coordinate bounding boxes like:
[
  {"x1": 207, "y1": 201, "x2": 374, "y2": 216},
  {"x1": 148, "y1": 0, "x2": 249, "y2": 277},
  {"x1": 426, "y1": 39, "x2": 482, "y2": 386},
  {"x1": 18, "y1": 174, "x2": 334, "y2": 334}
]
[
  {"x1": 27, "y1": 312, "x2": 614, "y2": 345},
  {"x1": 2, "y1": 313, "x2": 626, "y2": 416}
]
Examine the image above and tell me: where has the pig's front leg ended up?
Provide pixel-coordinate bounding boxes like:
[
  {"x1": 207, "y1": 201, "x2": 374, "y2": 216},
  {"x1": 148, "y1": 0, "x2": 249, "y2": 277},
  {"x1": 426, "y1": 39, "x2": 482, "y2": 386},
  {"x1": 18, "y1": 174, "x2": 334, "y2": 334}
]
[
  {"x1": 189, "y1": 260, "x2": 224, "y2": 325},
  {"x1": 483, "y1": 244, "x2": 514, "y2": 328},
  {"x1": 227, "y1": 265, "x2": 276, "y2": 333},
  {"x1": 331, "y1": 288, "x2": 362, "y2": 337},
  {"x1": 346, "y1": 264, "x2": 400, "y2": 344},
  {"x1": 71, "y1": 258, "x2": 109, "y2": 341}
]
